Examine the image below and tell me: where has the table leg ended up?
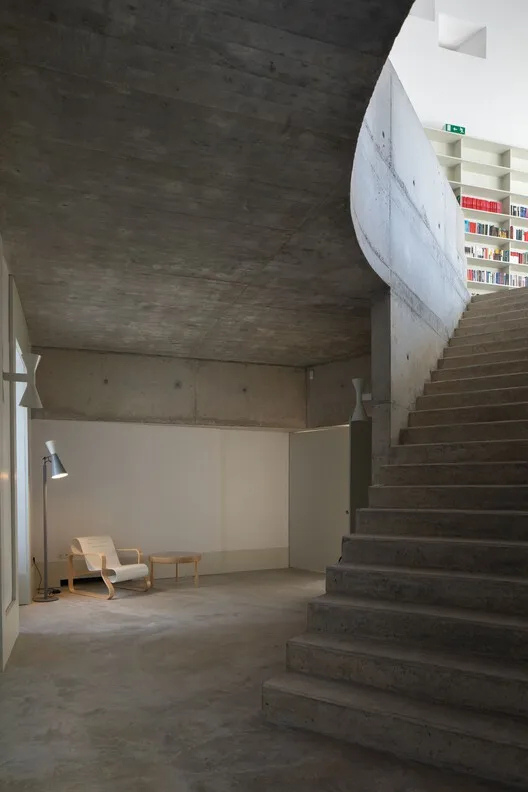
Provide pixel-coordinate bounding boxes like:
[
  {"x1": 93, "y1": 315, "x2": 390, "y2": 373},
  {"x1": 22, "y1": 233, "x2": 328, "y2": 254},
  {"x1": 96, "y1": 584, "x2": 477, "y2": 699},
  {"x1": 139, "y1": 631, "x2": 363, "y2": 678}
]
[
  {"x1": 151, "y1": 562, "x2": 155, "y2": 588},
  {"x1": 175, "y1": 563, "x2": 179, "y2": 583},
  {"x1": 194, "y1": 559, "x2": 199, "y2": 586}
]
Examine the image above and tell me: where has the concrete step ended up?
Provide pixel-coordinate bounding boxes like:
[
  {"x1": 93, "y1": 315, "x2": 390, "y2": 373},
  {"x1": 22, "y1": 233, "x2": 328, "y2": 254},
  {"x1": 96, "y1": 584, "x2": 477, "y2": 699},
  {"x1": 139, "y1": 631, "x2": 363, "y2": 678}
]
[
  {"x1": 379, "y1": 461, "x2": 528, "y2": 486},
  {"x1": 450, "y1": 330, "x2": 528, "y2": 350},
  {"x1": 433, "y1": 357, "x2": 528, "y2": 381},
  {"x1": 462, "y1": 305, "x2": 528, "y2": 327},
  {"x1": 455, "y1": 315, "x2": 528, "y2": 337},
  {"x1": 342, "y1": 534, "x2": 528, "y2": 576},
  {"x1": 440, "y1": 345, "x2": 528, "y2": 368},
  {"x1": 427, "y1": 370, "x2": 528, "y2": 393},
  {"x1": 307, "y1": 594, "x2": 528, "y2": 661},
  {"x1": 286, "y1": 633, "x2": 528, "y2": 719},
  {"x1": 369, "y1": 484, "x2": 528, "y2": 510},
  {"x1": 445, "y1": 337, "x2": 528, "y2": 357},
  {"x1": 417, "y1": 385, "x2": 528, "y2": 410},
  {"x1": 402, "y1": 419, "x2": 528, "y2": 444},
  {"x1": 471, "y1": 288, "x2": 528, "y2": 309},
  {"x1": 326, "y1": 563, "x2": 528, "y2": 616},
  {"x1": 409, "y1": 401, "x2": 528, "y2": 427},
  {"x1": 263, "y1": 672, "x2": 528, "y2": 788},
  {"x1": 356, "y1": 507, "x2": 528, "y2": 540},
  {"x1": 390, "y1": 438, "x2": 528, "y2": 464}
]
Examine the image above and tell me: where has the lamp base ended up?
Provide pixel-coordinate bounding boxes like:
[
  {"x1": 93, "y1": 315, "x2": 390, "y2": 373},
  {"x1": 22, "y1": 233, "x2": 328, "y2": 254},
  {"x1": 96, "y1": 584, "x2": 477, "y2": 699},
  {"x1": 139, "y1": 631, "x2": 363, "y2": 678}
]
[{"x1": 32, "y1": 592, "x2": 59, "y2": 603}]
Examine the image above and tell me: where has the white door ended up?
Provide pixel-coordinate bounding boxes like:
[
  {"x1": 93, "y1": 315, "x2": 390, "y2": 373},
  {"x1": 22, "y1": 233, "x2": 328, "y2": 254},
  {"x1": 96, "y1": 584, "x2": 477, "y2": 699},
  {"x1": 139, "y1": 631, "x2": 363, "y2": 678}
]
[{"x1": 289, "y1": 426, "x2": 350, "y2": 572}]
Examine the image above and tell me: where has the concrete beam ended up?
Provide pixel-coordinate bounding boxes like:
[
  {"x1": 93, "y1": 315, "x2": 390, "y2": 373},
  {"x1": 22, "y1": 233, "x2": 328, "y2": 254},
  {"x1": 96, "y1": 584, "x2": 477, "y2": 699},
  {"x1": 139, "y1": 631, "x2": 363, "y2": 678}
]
[{"x1": 34, "y1": 348, "x2": 306, "y2": 429}]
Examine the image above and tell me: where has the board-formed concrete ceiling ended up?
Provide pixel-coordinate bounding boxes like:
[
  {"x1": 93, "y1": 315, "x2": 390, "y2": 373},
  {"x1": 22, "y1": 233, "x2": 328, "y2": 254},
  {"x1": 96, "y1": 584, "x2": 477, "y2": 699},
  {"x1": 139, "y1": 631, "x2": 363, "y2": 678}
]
[{"x1": 0, "y1": 0, "x2": 413, "y2": 366}]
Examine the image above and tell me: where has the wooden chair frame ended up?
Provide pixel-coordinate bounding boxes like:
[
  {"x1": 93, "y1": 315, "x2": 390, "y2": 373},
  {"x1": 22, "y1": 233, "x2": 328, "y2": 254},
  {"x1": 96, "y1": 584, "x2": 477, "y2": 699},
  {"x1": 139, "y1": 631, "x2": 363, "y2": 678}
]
[{"x1": 68, "y1": 547, "x2": 151, "y2": 600}]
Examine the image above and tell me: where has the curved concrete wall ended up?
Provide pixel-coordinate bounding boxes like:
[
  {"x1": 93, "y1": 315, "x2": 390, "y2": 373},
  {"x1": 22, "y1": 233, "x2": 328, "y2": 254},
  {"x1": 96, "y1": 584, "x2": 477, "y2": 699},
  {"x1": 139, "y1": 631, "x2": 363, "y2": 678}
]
[{"x1": 351, "y1": 61, "x2": 469, "y2": 473}]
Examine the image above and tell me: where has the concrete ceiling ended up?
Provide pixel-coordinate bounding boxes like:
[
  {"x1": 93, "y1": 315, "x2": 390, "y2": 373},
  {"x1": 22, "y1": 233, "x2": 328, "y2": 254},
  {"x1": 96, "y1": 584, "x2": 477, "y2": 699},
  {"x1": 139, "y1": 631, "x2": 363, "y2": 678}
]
[{"x1": 0, "y1": 0, "x2": 413, "y2": 366}]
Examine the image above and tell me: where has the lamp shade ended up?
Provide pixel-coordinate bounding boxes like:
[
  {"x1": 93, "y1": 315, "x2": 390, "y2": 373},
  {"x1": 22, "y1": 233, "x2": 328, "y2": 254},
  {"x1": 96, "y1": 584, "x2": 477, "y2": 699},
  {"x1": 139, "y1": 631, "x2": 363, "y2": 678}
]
[
  {"x1": 20, "y1": 381, "x2": 42, "y2": 409},
  {"x1": 45, "y1": 440, "x2": 68, "y2": 479},
  {"x1": 21, "y1": 353, "x2": 42, "y2": 409}
]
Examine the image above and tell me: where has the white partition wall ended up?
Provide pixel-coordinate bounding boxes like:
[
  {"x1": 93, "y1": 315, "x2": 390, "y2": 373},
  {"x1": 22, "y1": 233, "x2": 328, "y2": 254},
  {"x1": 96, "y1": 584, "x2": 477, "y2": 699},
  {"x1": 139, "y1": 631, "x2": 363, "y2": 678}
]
[
  {"x1": 30, "y1": 420, "x2": 289, "y2": 583},
  {"x1": 289, "y1": 427, "x2": 350, "y2": 573}
]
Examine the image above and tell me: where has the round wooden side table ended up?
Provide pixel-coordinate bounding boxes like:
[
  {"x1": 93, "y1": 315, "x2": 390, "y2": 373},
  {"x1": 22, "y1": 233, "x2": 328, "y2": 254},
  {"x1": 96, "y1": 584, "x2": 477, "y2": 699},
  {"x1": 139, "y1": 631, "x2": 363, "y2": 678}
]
[{"x1": 149, "y1": 552, "x2": 202, "y2": 587}]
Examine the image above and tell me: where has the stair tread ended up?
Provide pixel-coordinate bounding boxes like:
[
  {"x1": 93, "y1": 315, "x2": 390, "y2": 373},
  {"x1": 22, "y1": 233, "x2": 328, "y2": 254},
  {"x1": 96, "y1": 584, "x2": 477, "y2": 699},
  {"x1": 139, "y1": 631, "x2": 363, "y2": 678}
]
[
  {"x1": 346, "y1": 534, "x2": 528, "y2": 548},
  {"x1": 394, "y1": 438, "x2": 528, "y2": 449},
  {"x1": 316, "y1": 593, "x2": 528, "y2": 629},
  {"x1": 404, "y1": 417, "x2": 528, "y2": 430},
  {"x1": 421, "y1": 384, "x2": 528, "y2": 397},
  {"x1": 384, "y1": 460, "x2": 528, "y2": 468},
  {"x1": 289, "y1": 633, "x2": 528, "y2": 683},
  {"x1": 445, "y1": 345, "x2": 528, "y2": 357},
  {"x1": 264, "y1": 672, "x2": 528, "y2": 747},
  {"x1": 412, "y1": 400, "x2": 528, "y2": 415},
  {"x1": 370, "y1": 483, "x2": 528, "y2": 489},
  {"x1": 329, "y1": 561, "x2": 528, "y2": 586},
  {"x1": 358, "y1": 507, "x2": 528, "y2": 515},
  {"x1": 429, "y1": 373, "x2": 528, "y2": 388},
  {"x1": 436, "y1": 363, "x2": 528, "y2": 378}
]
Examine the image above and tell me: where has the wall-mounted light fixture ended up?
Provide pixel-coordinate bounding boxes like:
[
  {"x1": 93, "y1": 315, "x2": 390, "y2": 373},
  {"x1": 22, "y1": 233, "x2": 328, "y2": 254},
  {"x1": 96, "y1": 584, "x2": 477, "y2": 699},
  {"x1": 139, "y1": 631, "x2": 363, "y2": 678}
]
[{"x1": 3, "y1": 352, "x2": 42, "y2": 409}]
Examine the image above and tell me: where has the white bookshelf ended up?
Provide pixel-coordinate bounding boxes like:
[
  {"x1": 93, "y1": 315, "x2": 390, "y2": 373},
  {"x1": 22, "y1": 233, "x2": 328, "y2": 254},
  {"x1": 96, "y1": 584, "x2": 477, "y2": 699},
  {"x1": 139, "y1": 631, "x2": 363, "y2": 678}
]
[{"x1": 426, "y1": 127, "x2": 528, "y2": 294}]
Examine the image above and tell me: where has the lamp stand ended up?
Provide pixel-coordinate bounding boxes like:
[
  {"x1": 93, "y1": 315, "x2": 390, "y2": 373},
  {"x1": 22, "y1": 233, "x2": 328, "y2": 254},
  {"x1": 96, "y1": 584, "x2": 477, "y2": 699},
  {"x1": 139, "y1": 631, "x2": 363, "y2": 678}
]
[{"x1": 33, "y1": 457, "x2": 58, "y2": 603}]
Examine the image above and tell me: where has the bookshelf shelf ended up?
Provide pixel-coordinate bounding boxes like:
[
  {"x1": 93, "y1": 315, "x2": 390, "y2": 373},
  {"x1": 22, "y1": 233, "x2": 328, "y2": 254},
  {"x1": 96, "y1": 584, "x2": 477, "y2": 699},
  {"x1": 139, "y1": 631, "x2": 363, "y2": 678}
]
[
  {"x1": 463, "y1": 208, "x2": 511, "y2": 223},
  {"x1": 466, "y1": 232, "x2": 509, "y2": 246},
  {"x1": 449, "y1": 182, "x2": 513, "y2": 201},
  {"x1": 426, "y1": 127, "x2": 528, "y2": 294}
]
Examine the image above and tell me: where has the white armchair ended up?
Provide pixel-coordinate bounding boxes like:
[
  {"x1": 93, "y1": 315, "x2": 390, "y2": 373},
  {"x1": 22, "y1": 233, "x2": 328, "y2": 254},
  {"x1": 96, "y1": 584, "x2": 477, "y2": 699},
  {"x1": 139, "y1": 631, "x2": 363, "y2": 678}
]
[{"x1": 68, "y1": 536, "x2": 151, "y2": 599}]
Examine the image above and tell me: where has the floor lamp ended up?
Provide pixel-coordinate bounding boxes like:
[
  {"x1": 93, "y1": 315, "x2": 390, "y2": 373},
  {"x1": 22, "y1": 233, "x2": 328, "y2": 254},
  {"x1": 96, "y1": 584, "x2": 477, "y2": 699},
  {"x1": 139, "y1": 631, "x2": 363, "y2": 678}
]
[{"x1": 33, "y1": 440, "x2": 68, "y2": 603}]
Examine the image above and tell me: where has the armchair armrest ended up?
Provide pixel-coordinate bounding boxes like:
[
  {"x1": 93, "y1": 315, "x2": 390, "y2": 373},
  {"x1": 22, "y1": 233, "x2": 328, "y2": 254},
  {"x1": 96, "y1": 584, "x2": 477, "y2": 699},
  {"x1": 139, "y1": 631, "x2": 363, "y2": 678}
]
[{"x1": 116, "y1": 548, "x2": 143, "y2": 563}]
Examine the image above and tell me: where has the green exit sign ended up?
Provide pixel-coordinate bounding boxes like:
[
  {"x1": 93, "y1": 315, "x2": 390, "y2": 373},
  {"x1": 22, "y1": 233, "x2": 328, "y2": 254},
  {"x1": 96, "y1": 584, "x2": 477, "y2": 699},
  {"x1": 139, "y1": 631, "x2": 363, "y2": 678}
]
[{"x1": 444, "y1": 123, "x2": 466, "y2": 135}]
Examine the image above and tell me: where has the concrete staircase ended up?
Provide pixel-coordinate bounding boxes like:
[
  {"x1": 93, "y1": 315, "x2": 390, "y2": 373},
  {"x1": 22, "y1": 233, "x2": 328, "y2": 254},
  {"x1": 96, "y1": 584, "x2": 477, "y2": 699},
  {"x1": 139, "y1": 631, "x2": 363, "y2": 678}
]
[{"x1": 263, "y1": 288, "x2": 528, "y2": 788}]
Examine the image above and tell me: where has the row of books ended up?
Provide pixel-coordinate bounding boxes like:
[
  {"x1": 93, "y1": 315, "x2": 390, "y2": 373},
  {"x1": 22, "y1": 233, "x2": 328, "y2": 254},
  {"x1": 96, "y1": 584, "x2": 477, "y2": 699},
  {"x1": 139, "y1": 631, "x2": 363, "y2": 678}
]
[
  {"x1": 465, "y1": 244, "x2": 509, "y2": 262},
  {"x1": 464, "y1": 220, "x2": 508, "y2": 238},
  {"x1": 467, "y1": 269, "x2": 528, "y2": 287},
  {"x1": 511, "y1": 227, "x2": 528, "y2": 242},
  {"x1": 511, "y1": 204, "x2": 528, "y2": 218},
  {"x1": 459, "y1": 195, "x2": 503, "y2": 213},
  {"x1": 510, "y1": 251, "x2": 528, "y2": 265}
]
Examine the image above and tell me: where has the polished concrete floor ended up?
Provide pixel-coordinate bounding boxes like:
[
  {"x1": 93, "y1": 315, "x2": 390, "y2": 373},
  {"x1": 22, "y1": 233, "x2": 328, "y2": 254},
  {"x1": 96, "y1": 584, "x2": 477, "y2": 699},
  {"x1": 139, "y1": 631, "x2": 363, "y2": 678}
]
[{"x1": 0, "y1": 570, "x2": 515, "y2": 792}]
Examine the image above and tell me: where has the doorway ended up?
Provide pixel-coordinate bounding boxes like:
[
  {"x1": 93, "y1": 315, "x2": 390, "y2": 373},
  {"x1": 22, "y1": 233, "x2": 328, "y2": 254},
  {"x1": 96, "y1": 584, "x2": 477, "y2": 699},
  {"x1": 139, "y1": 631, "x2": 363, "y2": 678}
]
[{"x1": 14, "y1": 343, "x2": 30, "y2": 605}]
